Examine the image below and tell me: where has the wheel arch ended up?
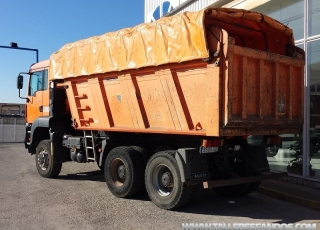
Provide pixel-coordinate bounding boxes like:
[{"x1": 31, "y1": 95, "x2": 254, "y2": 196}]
[{"x1": 29, "y1": 116, "x2": 52, "y2": 154}]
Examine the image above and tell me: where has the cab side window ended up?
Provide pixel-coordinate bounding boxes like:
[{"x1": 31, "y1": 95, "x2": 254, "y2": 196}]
[{"x1": 28, "y1": 70, "x2": 48, "y2": 96}]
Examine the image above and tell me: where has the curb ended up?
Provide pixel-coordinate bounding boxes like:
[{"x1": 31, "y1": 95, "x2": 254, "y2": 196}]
[{"x1": 257, "y1": 187, "x2": 320, "y2": 211}]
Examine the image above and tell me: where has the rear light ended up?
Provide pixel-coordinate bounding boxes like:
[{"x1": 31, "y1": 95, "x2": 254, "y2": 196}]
[
  {"x1": 202, "y1": 138, "x2": 224, "y2": 147},
  {"x1": 266, "y1": 136, "x2": 282, "y2": 145},
  {"x1": 199, "y1": 138, "x2": 223, "y2": 154}
]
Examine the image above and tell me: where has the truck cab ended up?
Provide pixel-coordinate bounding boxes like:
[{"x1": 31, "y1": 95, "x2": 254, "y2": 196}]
[
  {"x1": 25, "y1": 60, "x2": 50, "y2": 122},
  {"x1": 17, "y1": 60, "x2": 52, "y2": 153}
]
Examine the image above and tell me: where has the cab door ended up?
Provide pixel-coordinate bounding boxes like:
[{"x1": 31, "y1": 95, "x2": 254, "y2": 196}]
[{"x1": 26, "y1": 69, "x2": 49, "y2": 123}]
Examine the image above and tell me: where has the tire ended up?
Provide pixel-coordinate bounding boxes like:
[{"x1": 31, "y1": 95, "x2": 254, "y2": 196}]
[
  {"x1": 104, "y1": 146, "x2": 144, "y2": 198},
  {"x1": 244, "y1": 181, "x2": 261, "y2": 195},
  {"x1": 213, "y1": 184, "x2": 243, "y2": 197},
  {"x1": 35, "y1": 140, "x2": 62, "y2": 178},
  {"x1": 188, "y1": 184, "x2": 203, "y2": 205},
  {"x1": 265, "y1": 145, "x2": 278, "y2": 157},
  {"x1": 131, "y1": 146, "x2": 151, "y2": 194},
  {"x1": 213, "y1": 159, "x2": 260, "y2": 197},
  {"x1": 145, "y1": 151, "x2": 193, "y2": 210},
  {"x1": 132, "y1": 146, "x2": 151, "y2": 166},
  {"x1": 213, "y1": 181, "x2": 260, "y2": 197}
]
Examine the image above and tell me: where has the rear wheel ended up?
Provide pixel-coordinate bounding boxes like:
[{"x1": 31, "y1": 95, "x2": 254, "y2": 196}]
[
  {"x1": 265, "y1": 145, "x2": 278, "y2": 157},
  {"x1": 188, "y1": 184, "x2": 203, "y2": 205},
  {"x1": 35, "y1": 140, "x2": 62, "y2": 178},
  {"x1": 213, "y1": 159, "x2": 261, "y2": 197},
  {"x1": 104, "y1": 146, "x2": 144, "y2": 198},
  {"x1": 213, "y1": 184, "x2": 243, "y2": 197},
  {"x1": 145, "y1": 151, "x2": 193, "y2": 210},
  {"x1": 213, "y1": 181, "x2": 260, "y2": 197},
  {"x1": 244, "y1": 181, "x2": 261, "y2": 195}
]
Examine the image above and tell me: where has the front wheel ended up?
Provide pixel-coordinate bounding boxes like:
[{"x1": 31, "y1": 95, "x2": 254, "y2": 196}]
[
  {"x1": 35, "y1": 140, "x2": 62, "y2": 178},
  {"x1": 145, "y1": 151, "x2": 193, "y2": 210}
]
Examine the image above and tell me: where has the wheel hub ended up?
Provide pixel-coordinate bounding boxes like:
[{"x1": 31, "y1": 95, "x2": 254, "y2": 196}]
[
  {"x1": 161, "y1": 172, "x2": 172, "y2": 187},
  {"x1": 38, "y1": 149, "x2": 49, "y2": 170},
  {"x1": 110, "y1": 158, "x2": 126, "y2": 186},
  {"x1": 152, "y1": 164, "x2": 174, "y2": 197},
  {"x1": 118, "y1": 165, "x2": 126, "y2": 179}
]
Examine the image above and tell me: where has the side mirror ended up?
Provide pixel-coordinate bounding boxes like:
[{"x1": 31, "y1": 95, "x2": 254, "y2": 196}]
[{"x1": 17, "y1": 75, "x2": 23, "y2": 89}]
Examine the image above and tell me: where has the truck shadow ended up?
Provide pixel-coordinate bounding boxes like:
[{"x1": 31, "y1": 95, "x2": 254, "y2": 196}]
[
  {"x1": 55, "y1": 171, "x2": 319, "y2": 222},
  {"x1": 176, "y1": 189, "x2": 319, "y2": 223},
  {"x1": 57, "y1": 170, "x2": 105, "y2": 182}
]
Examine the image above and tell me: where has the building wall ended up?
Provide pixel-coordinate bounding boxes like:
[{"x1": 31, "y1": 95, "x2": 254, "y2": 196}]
[
  {"x1": 0, "y1": 103, "x2": 25, "y2": 142},
  {"x1": 144, "y1": 0, "x2": 273, "y2": 22},
  {"x1": 0, "y1": 103, "x2": 25, "y2": 116},
  {"x1": 0, "y1": 118, "x2": 25, "y2": 142},
  {"x1": 145, "y1": 0, "x2": 232, "y2": 22}
]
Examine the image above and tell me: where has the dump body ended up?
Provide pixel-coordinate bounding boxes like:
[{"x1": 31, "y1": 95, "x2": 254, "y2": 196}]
[
  {"x1": 50, "y1": 8, "x2": 304, "y2": 137},
  {"x1": 64, "y1": 42, "x2": 304, "y2": 137}
]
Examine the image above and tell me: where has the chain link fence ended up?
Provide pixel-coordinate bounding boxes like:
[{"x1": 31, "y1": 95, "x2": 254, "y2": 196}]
[{"x1": 0, "y1": 117, "x2": 25, "y2": 142}]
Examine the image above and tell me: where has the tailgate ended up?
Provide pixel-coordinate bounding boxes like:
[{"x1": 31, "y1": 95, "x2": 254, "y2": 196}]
[{"x1": 221, "y1": 42, "x2": 304, "y2": 136}]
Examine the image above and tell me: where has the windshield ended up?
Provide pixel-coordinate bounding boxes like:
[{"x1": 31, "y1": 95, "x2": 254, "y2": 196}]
[{"x1": 28, "y1": 70, "x2": 48, "y2": 96}]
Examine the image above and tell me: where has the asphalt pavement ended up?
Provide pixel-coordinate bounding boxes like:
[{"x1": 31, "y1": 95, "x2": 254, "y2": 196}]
[{"x1": 0, "y1": 143, "x2": 319, "y2": 230}]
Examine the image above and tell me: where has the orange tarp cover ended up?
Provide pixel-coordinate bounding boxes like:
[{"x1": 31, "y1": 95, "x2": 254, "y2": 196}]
[{"x1": 49, "y1": 8, "x2": 293, "y2": 80}]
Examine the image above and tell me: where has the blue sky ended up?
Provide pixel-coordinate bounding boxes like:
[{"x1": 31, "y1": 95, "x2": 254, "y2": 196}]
[{"x1": 0, "y1": 1, "x2": 144, "y2": 103}]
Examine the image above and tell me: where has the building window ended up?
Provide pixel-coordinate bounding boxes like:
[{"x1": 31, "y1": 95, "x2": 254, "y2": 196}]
[
  {"x1": 308, "y1": 39, "x2": 320, "y2": 179},
  {"x1": 309, "y1": 0, "x2": 320, "y2": 37},
  {"x1": 253, "y1": 0, "x2": 304, "y2": 40}
]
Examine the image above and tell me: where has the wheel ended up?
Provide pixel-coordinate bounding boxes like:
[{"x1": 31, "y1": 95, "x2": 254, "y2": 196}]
[
  {"x1": 244, "y1": 181, "x2": 261, "y2": 195},
  {"x1": 35, "y1": 140, "x2": 62, "y2": 178},
  {"x1": 213, "y1": 158, "x2": 261, "y2": 197},
  {"x1": 132, "y1": 146, "x2": 151, "y2": 165},
  {"x1": 187, "y1": 184, "x2": 203, "y2": 205},
  {"x1": 145, "y1": 151, "x2": 193, "y2": 210},
  {"x1": 104, "y1": 146, "x2": 144, "y2": 198},
  {"x1": 265, "y1": 145, "x2": 278, "y2": 157},
  {"x1": 131, "y1": 146, "x2": 151, "y2": 194},
  {"x1": 213, "y1": 181, "x2": 261, "y2": 197},
  {"x1": 213, "y1": 184, "x2": 243, "y2": 197}
]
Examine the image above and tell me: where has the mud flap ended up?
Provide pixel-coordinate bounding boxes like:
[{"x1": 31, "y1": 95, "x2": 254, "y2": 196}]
[
  {"x1": 175, "y1": 148, "x2": 210, "y2": 185},
  {"x1": 50, "y1": 131, "x2": 69, "y2": 163}
]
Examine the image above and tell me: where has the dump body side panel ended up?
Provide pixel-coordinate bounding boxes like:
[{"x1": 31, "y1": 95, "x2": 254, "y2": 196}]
[{"x1": 65, "y1": 60, "x2": 221, "y2": 136}]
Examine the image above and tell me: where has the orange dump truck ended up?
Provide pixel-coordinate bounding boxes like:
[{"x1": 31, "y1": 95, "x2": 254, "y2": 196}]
[{"x1": 17, "y1": 8, "x2": 304, "y2": 210}]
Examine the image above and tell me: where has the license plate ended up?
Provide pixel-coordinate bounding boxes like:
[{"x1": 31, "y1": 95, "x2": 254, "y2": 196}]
[{"x1": 199, "y1": 146, "x2": 219, "y2": 153}]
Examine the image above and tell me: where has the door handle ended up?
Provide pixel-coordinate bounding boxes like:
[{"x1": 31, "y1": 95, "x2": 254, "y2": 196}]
[{"x1": 39, "y1": 106, "x2": 43, "y2": 112}]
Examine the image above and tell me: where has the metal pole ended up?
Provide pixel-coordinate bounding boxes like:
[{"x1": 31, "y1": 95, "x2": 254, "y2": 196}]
[
  {"x1": 0, "y1": 45, "x2": 38, "y2": 62},
  {"x1": 14, "y1": 118, "x2": 16, "y2": 142},
  {"x1": 0, "y1": 118, "x2": 3, "y2": 142},
  {"x1": 302, "y1": 0, "x2": 309, "y2": 178}
]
